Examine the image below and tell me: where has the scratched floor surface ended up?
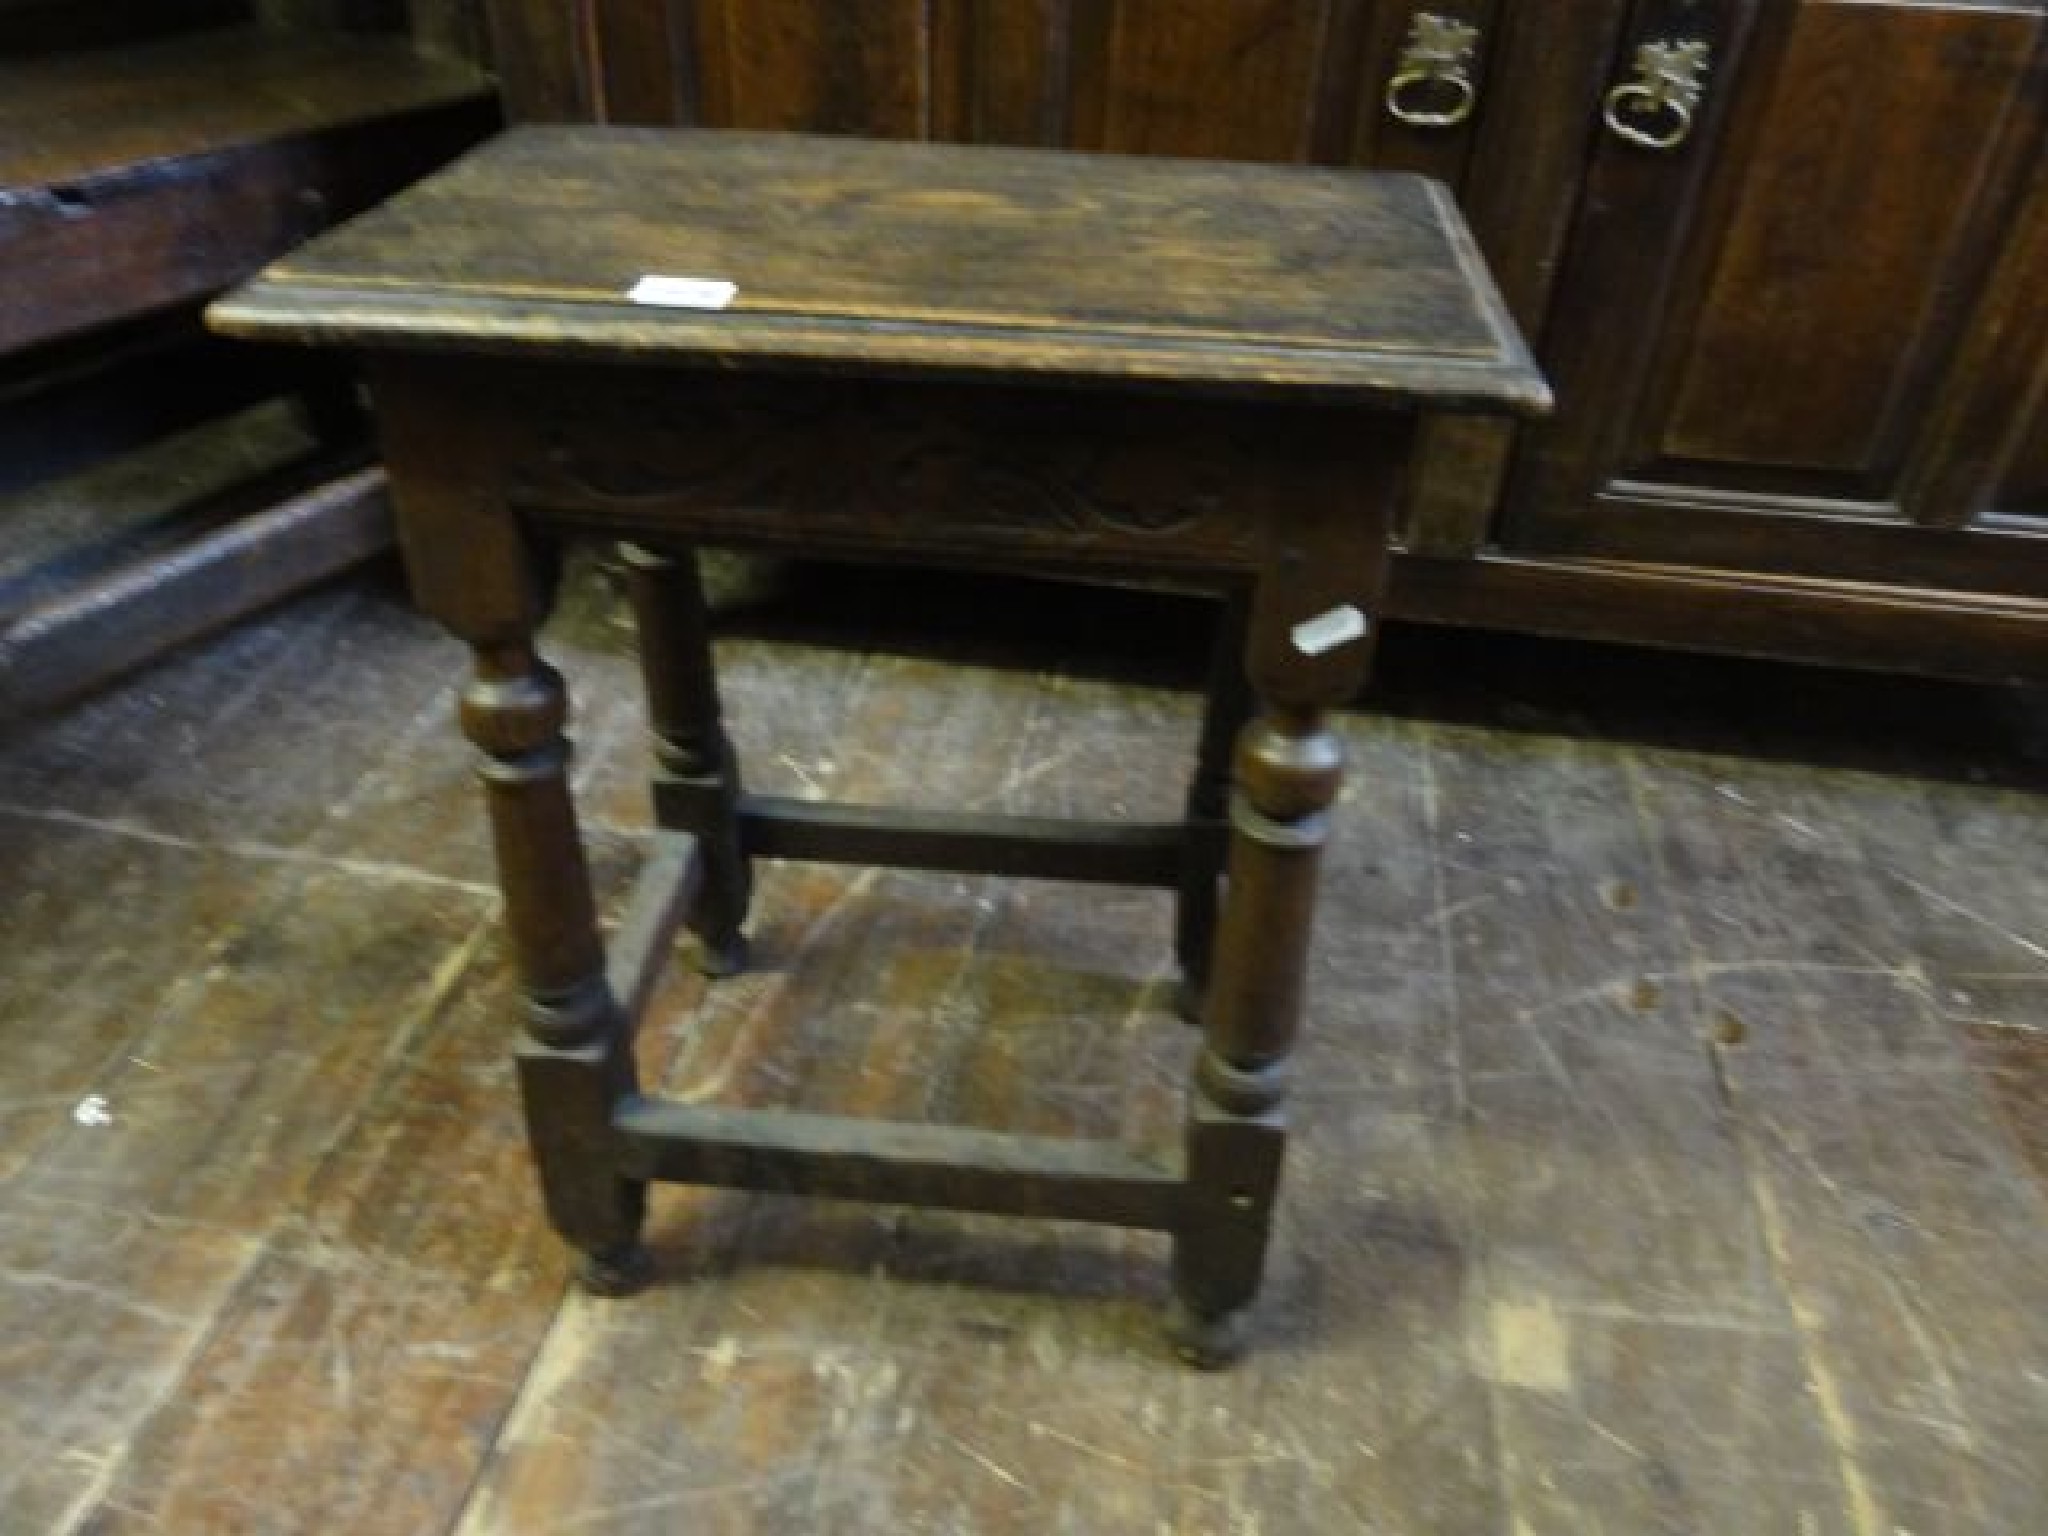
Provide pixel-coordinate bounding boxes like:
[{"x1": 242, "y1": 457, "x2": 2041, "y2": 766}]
[{"x1": 2, "y1": 530, "x2": 2045, "y2": 1534}]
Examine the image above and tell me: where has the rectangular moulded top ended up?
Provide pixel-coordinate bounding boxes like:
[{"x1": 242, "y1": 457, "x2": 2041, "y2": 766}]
[{"x1": 212, "y1": 125, "x2": 1550, "y2": 413}]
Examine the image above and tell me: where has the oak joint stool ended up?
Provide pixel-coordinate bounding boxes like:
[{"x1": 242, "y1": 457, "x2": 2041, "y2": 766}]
[{"x1": 214, "y1": 126, "x2": 1546, "y2": 1365}]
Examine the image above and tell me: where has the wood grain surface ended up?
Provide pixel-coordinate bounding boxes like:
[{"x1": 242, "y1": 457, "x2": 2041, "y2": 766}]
[
  {"x1": 210, "y1": 125, "x2": 1547, "y2": 407},
  {"x1": 0, "y1": 27, "x2": 488, "y2": 187},
  {"x1": 1, "y1": 534, "x2": 2043, "y2": 1528}
]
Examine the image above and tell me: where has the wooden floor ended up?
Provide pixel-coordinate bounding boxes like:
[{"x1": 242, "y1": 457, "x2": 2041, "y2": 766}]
[{"x1": 2, "y1": 542, "x2": 2045, "y2": 1534}]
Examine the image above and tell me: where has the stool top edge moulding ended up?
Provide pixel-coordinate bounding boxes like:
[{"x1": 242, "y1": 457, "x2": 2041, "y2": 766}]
[{"x1": 210, "y1": 125, "x2": 1550, "y2": 414}]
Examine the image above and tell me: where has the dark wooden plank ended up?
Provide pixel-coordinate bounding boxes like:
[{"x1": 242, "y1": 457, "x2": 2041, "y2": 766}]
[
  {"x1": 5, "y1": 577, "x2": 681, "y2": 1530},
  {"x1": 1908, "y1": 113, "x2": 2048, "y2": 528},
  {"x1": 0, "y1": 29, "x2": 494, "y2": 352},
  {"x1": 1660, "y1": 4, "x2": 2044, "y2": 481},
  {"x1": 942, "y1": 0, "x2": 1071, "y2": 147},
  {"x1": 1384, "y1": 550, "x2": 2048, "y2": 684},
  {"x1": 0, "y1": 585, "x2": 465, "y2": 848},
  {"x1": 615, "y1": 1097, "x2": 1183, "y2": 1226},
  {"x1": 0, "y1": 817, "x2": 493, "y2": 1529},
  {"x1": 480, "y1": 0, "x2": 593, "y2": 121},
  {"x1": 587, "y1": 0, "x2": 687, "y2": 124},
  {"x1": 0, "y1": 824, "x2": 281, "y2": 1185},
  {"x1": 1069, "y1": 0, "x2": 1343, "y2": 162},
  {"x1": 0, "y1": 466, "x2": 392, "y2": 718},
  {"x1": 212, "y1": 126, "x2": 1548, "y2": 408},
  {"x1": 0, "y1": 28, "x2": 489, "y2": 189},
  {"x1": 1422, "y1": 724, "x2": 1870, "y2": 1530},
  {"x1": 739, "y1": 795, "x2": 1187, "y2": 886},
  {"x1": 1512, "y1": 490, "x2": 2048, "y2": 599},
  {"x1": 1638, "y1": 755, "x2": 2048, "y2": 1536},
  {"x1": 78, "y1": 926, "x2": 603, "y2": 1535},
  {"x1": 686, "y1": 0, "x2": 936, "y2": 136},
  {"x1": 1961, "y1": 1013, "x2": 2048, "y2": 1189},
  {"x1": 0, "y1": 1196, "x2": 259, "y2": 1532}
]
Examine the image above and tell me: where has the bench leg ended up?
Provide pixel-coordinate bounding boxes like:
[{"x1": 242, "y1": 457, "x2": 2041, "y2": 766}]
[
  {"x1": 461, "y1": 639, "x2": 649, "y2": 1294},
  {"x1": 1174, "y1": 587, "x2": 1252, "y2": 1024},
  {"x1": 622, "y1": 543, "x2": 753, "y2": 976}
]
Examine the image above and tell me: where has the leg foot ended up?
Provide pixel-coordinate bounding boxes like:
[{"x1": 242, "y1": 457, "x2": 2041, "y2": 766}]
[
  {"x1": 576, "y1": 1239, "x2": 655, "y2": 1298},
  {"x1": 1165, "y1": 1296, "x2": 1250, "y2": 1369}
]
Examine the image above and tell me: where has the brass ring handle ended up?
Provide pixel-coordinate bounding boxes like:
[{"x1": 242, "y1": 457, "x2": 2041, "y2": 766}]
[
  {"x1": 1602, "y1": 39, "x2": 1710, "y2": 152},
  {"x1": 1385, "y1": 13, "x2": 1481, "y2": 131},
  {"x1": 1387, "y1": 67, "x2": 1477, "y2": 129},
  {"x1": 1603, "y1": 82, "x2": 1695, "y2": 150}
]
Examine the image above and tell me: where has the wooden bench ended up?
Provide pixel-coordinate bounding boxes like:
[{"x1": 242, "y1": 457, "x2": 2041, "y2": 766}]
[{"x1": 213, "y1": 125, "x2": 1547, "y2": 1363}]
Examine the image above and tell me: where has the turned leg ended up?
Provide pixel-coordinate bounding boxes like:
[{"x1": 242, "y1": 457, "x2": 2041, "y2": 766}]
[
  {"x1": 1167, "y1": 424, "x2": 1402, "y2": 1365},
  {"x1": 1175, "y1": 587, "x2": 1253, "y2": 1023},
  {"x1": 462, "y1": 641, "x2": 650, "y2": 1294},
  {"x1": 621, "y1": 543, "x2": 752, "y2": 975},
  {"x1": 1168, "y1": 702, "x2": 1341, "y2": 1365}
]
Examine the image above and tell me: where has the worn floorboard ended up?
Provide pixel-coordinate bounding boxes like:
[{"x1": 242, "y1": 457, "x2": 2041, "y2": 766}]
[{"x1": 0, "y1": 542, "x2": 2042, "y2": 1535}]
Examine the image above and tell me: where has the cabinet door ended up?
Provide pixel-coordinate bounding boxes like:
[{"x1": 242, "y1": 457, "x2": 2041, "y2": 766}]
[{"x1": 1498, "y1": 0, "x2": 2048, "y2": 598}]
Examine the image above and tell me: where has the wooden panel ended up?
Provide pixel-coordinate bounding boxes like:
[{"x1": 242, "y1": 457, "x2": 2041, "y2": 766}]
[
  {"x1": 936, "y1": 0, "x2": 1072, "y2": 145},
  {"x1": 1071, "y1": 0, "x2": 1345, "y2": 162},
  {"x1": 688, "y1": 0, "x2": 937, "y2": 136},
  {"x1": 1906, "y1": 111, "x2": 2048, "y2": 528},
  {"x1": 482, "y1": 0, "x2": 593, "y2": 121},
  {"x1": 1499, "y1": 0, "x2": 2048, "y2": 609},
  {"x1": 1661, "y1": 2, "x2": 2043, "y2": 478},
  {"x1": 586, "y1": 0, "x2": 687, "y2": 123}
]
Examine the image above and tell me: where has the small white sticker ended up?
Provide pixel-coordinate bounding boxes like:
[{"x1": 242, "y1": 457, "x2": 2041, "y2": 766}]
[
  {"x1": 73, "y1": 1095, "x2": 113, "y2": 1127},
  {"x1": 627, "y1": 275, "x2": 737, "y2": 310},
  {"x1": 1291, "y1": 605, "x2": 1370, "y2": 657}
]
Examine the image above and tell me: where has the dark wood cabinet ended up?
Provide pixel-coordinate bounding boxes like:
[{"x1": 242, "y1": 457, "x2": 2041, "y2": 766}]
[
  {"x1": 1499, "y1": 2, "x2": 2048, "y2": 595},
  {"x1": 479, "y1": 0, "x2": 2048, "y2": 679}
]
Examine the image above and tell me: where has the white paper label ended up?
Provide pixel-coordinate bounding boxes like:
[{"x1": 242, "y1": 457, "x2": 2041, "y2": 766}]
[
  {"x1": 1290, "y1": 605, "x2": 1370, "y2": 657},
  {"x1": 627, "y1": 275, "x2": 737, "y2": 310}
]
